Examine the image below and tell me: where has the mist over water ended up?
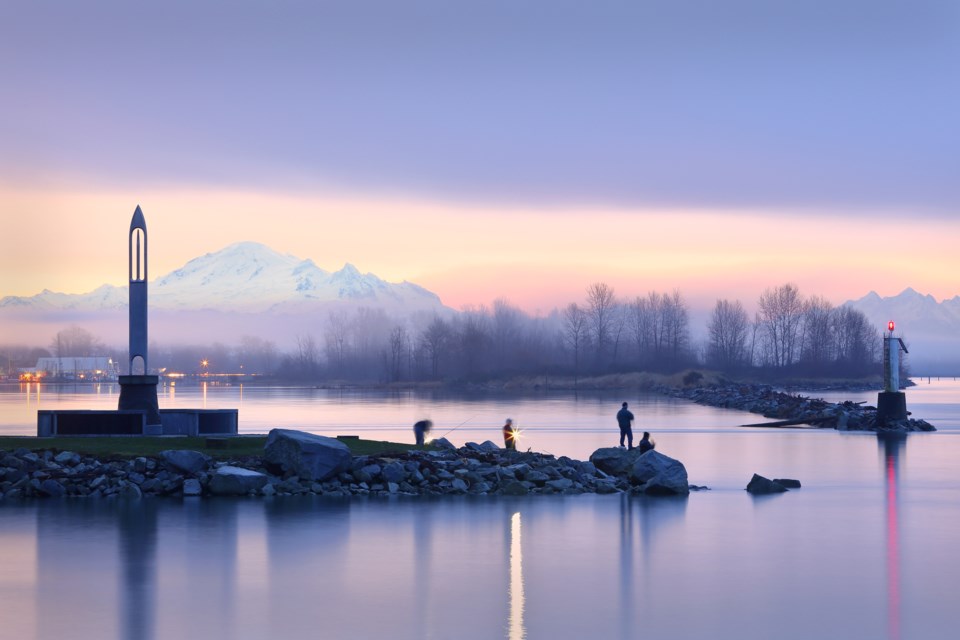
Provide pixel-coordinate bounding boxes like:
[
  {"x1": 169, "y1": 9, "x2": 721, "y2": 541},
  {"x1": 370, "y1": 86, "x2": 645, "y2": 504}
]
[{"x1": 2, "y1": 380, "x2": 960, "y2": 639}]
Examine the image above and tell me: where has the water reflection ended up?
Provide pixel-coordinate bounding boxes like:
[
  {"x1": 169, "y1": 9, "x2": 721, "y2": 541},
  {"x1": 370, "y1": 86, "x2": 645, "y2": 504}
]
[
  {"x1": 508, "y1": 511, "x2": 525, "y2": 640},
  {"x1": 879, "y1": 433, "x2": 905, "y2": 640},
  {"x1": 618, "y1": 494, "x2": 687, "y2": 639},
  {"x1": 118, "y1": 501, "x2": 157, "y2": 640}
]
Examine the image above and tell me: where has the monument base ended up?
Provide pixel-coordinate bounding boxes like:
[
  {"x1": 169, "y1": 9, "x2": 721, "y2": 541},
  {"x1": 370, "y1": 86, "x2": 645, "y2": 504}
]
[
  {"x1": 876, "y1": 391, "x2": 908, "y2": 426},
  {"x1": 118, "y1": 375, "x2": 162, "y2": 433}
]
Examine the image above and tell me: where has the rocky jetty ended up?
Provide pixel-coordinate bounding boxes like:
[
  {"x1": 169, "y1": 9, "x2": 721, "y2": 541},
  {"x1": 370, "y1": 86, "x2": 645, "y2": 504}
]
[
  {"x1": 657, "y1": 383, "x2": 936, "y2": 432},
  {"x1": 0, "y1": 435, "x2": 698, "y2": 499}
]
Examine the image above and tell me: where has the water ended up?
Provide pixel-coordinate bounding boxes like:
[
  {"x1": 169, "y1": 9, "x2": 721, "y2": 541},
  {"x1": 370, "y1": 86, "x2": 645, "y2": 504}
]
[{"x1": 2, "y1": 380, "x2": 960, "y2": 639}]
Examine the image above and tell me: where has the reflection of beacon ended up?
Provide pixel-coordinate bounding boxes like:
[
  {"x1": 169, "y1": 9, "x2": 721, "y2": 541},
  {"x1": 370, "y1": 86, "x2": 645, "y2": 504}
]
[
  {"x1": 118, "y1": 205, "x2": 162, "y2": 432},
  {"x1": 878, "y1": 320, "x2": 909, "y2": 425}
]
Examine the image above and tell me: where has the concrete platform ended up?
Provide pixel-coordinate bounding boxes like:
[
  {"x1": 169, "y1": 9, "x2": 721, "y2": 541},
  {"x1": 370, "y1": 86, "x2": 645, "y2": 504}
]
[{"x1": 38, "y1": 408, "x2": 238, "y2": 437}]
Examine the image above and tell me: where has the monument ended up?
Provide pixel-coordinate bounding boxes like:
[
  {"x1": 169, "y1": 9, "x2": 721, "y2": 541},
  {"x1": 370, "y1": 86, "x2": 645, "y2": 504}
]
[
  {"x1": 877, "y1": 320, "x2": 909, "y2": 426},
  {"x1": 37, "y1": 206, "x2": 238, "y2": 437},
  {"x1": 117, "y1": 206, "x2": 162, "y2": 434}
]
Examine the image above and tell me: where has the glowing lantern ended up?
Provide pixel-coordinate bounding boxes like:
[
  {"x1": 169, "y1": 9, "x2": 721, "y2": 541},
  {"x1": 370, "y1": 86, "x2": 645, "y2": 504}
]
[{"x1": 888, "y1": 321, "x2": 895, "y2": 332}]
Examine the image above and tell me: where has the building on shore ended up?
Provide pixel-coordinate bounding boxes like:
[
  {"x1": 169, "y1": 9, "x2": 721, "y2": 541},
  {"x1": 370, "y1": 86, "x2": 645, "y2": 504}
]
[{"x1": 24, "y1": 357, "x2": 119, "y2": 382}]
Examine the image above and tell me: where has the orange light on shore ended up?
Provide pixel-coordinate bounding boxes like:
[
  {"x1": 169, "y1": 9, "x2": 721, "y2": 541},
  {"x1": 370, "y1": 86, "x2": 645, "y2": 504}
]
[{"x1": 888, "y1": 321, "x2": 896, "y2": 332}]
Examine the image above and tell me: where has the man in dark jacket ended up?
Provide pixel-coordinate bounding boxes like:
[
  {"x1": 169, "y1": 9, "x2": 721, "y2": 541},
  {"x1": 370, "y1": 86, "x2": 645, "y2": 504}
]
[{"x1": 616, "y1": 402, "x2": 634, "y2": 449}]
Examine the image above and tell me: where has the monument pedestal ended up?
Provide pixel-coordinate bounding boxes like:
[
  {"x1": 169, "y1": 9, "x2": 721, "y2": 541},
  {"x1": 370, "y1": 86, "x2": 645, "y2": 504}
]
[
  {"x1": 877, "y1": 391, "x2": 907, "y2": 426},
  {"x1": 118, "y1": 375, "x2": 162, "y2": 434}
]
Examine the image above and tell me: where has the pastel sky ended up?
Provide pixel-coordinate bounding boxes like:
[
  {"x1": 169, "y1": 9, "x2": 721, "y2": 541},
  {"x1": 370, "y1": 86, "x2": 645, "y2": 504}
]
[{"x1": 1, "y1": 1, "x2": 957, "y2": 314}]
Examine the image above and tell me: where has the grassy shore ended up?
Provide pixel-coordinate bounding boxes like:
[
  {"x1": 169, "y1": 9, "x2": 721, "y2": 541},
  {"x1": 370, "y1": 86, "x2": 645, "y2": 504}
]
[{"x1": 0, "y1": 435, "x2": 426, "y2": 458}]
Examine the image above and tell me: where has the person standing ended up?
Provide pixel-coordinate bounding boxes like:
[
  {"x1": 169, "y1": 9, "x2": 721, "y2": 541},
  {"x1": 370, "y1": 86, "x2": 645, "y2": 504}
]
[
  {"x1": 616, "y1": 402, "x2": 634, "y2": 450},
  {"x1": 502, "y1": 418, "x2": 517, "y2": 450},
  {"x1": 413, "y1": 419, "x2": 433, "y2": 446}
]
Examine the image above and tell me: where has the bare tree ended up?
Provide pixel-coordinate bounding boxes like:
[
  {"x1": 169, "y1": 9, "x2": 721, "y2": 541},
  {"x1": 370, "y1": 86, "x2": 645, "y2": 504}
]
[
  {"x1": 492, "y1": 298, "x2": 523, "y2": 370},
  {"x1": 586, "y1": 282, "x2": 616, "y2": 368},
  {"x1": 707, "y1": 299, "x2": 749, "y2": 369},
  {"x1": 387, "y1": 325, "x2": 408, "y2": 382},
  {"x1": 420, "y1": 316, "x2": 451, "y2": 379},
  {"x1": 50, "y1": 326, "x2": 106, "y2": 357},
  {"x1": 561, "y1": 302, "x2": 588, "y2": 379},
  {"x1": 757, "y1": 283, "x2": 806, "y2": 368},
  {"x1": 324, "y1": 311, "x2": 350, "y2": 376},
  {"x1": 294, "y1": 334, "x2": 321, "y2": 377},
  {"x1": 800, "y1": 296, "x2": 834, "y2": 369}
]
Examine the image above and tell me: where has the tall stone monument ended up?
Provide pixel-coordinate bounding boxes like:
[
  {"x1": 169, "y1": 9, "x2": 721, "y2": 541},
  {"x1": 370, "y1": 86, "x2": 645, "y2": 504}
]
[{"x1": 117, "y1": 205, "x2": 162, "y2": 433}]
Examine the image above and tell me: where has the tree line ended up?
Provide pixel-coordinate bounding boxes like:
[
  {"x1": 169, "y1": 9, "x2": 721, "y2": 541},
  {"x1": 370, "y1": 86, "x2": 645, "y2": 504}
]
[{"x1": 0, "y1": 283, "x2": 887, "y2": 382}]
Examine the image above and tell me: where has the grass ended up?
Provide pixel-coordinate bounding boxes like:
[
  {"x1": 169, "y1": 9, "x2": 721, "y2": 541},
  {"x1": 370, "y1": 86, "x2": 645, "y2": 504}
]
[{"x1": 0, "y1": 435, "x2": 428, "y2": 459}]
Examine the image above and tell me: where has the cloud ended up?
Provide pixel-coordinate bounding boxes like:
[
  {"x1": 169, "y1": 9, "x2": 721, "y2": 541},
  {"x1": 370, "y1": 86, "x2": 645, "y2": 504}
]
[{"x1": 1, "y1": 1, "x2": 957, "y2": 213}]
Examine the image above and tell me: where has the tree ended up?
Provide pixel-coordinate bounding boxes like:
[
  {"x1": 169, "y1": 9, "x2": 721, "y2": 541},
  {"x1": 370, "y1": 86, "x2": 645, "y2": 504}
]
[
  {"x1": 757, "y1": 283, "x2": 805, "y2": 368},
  {"x1": 707, "y1": 299, "x2": 749, "y2": 370},
  {"x1": 492, "y1": 298, "x2": 523, "y2": 370},
  {"x1": 324, "y1": 311, "x2": 350, "y2": 376},
  {"x1": 50, "y1": 326, "x2": 105, "y2": 357},
  {"x1": 561, "y1": 302, "x2": 588, "y2": 379},
  {"x1": 387, "y1": 325, "x2": 408, "y2": 382},
  {"x1": 420, "y1": 316, "x2": 451, "y2": 379},
  {"x1": 586, "y1": 282, "x2": 616, "y2": 368}
]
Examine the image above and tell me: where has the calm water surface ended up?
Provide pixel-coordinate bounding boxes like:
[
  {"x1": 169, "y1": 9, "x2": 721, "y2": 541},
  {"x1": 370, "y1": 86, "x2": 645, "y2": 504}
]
[{"x1": 1, "y1": 380, "x2": 960, "y2": 639}]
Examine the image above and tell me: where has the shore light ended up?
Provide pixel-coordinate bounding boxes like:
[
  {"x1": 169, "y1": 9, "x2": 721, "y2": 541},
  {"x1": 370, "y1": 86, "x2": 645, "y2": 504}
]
[{"x1": 888, "y1": 321, "x2": 895, "y2": 332}]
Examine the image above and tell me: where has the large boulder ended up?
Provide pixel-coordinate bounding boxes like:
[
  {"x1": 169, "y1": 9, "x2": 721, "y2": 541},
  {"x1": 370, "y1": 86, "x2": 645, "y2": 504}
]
[
  {"x1": 629, "y1": 450, "x2": 689, "y2": 495},
  {"x1": 208, "y1": 466, "x2": 269, "y2": 496},
  {"x1": 263, "y1": 429, "x2": 352, "y2": 481},
  {"x1": 160, "y1": 450, "x2": 210, "y2": 475},
  {"x1": 589, "y1": 447, "x2": 643, "y2": 476}
]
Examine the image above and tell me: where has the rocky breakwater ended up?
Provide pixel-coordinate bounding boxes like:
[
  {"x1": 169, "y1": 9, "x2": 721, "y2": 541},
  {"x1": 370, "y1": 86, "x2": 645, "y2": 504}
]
[
  {"x1": 658, "y1": 383, "x2": 936, "y2": 432},
  {"x1": 0, "y1": 429, "x2": 699, "y2": 499}
]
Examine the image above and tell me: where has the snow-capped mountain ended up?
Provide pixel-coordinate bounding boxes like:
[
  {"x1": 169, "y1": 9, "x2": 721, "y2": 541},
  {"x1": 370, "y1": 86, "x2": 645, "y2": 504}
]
[
  {"x1": 1, "y1": 242, "x2": 447, "y2": 314},
  {"x1": 0, "y1": 242, "x2": 451, "y2": 347},
  {"x1": 845, "y1": 288, "x2": 960, "y2": 374}
]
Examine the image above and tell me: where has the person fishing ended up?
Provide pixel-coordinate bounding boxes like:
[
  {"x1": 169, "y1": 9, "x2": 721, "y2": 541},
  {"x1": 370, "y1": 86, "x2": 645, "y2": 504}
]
[
  {"x1": 502, "y1": 418, "x2": 518, "y2": 450},
  {"x1": 413, "y1": 419, "x2": 433, "y2": 446},
  {"x1": 616, "y1": 402, "x2": 634, "y2": 450}
]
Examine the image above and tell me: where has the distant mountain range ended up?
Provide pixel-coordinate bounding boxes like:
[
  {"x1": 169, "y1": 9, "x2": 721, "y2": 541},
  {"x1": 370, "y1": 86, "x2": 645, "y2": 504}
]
[
  {"x1": 2, "y1": 245, "x2": 958, "y2": 373},
  {"x1": 845, "y1": 288, "x2": 960, "y2": 374},
  {"x1": 0, "y1": 242, "x2": 452, "y2": 346}
]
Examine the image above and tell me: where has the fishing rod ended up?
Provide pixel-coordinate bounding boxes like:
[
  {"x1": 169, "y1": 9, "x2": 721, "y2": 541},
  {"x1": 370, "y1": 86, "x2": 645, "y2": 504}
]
[{"x1": 437, "y1": 416, "x2": 474, "y2": 440}]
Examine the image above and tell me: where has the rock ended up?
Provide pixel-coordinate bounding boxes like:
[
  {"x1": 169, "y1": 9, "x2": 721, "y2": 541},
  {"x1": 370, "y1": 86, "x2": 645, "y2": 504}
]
[
  {"x1": 118, "y1": 481, "x2": 143, "y2": 499},
  {"x1": 39, "y1": 479, "x2": 66, "y2": 497},
  {"x1": 431, "y1": 437, "x2": 456, "y2": 450},
  {"x1": 182, "y1": 479, "x2": 202, "y2": 496},
  {"x1": 746, "y1": 474, "x2": 788, "y2": 494},
  {"x1": 451, "y1": 478, "x2": 469, "y2": 492},
  {"x1": 524, "y1": 470, "x2": 550, "y2": 485},
  {"x1": 382, "y1": 462, "x2": 407, "y2": 484},
  {"x1": 387, "y1": 482, "x2": 399, "y2": 493},
  {"x1": 54, "y1": 451, "x2": 80, "y2": 466},
  {"x1": 264, "y1": 429, "x2": 352, "y2": 482},
  {"x1": 546, "y1": 478, "x2": 574, "y2": 491},
  {"x1": 479, "y1": 440, "x2": 501, "y2": 453},
  {"x1": 629, "y1": 451, "x2": 689, "y2": 495},
  {"x1": 589, "y1": 447, "x2": 643, "y2": 476},
  {"x1": 160, "y1": 450, "x2": 210, "y2": 475},
  {"x1": 772, "y1": 478, "x2": 802, "y2": 489},
  {"x1": 208, "y1": 466, "x2": 269, "y2": 496},
  {"x1": 261, "y1": 483, "x2": 277, "y2": 497},
  {"x1": 463, "y1": 442, "x2": 485, "y2": 453}
]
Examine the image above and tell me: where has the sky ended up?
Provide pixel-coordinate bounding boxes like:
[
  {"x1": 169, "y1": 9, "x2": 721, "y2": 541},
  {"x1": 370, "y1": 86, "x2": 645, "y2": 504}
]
[{"x1": 1, "y1": 0, "x2": 958, "y2": 315}]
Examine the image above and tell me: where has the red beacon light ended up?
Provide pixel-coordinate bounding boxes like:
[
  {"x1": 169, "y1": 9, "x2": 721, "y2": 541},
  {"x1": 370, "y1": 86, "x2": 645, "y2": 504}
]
[{"x1": 888, "y1": 321, "x2": 895, "y2": 332}]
